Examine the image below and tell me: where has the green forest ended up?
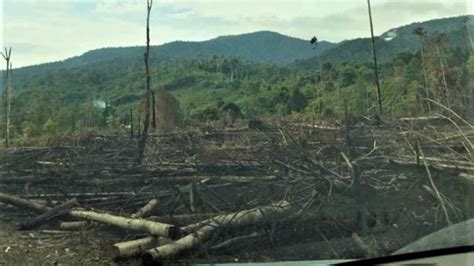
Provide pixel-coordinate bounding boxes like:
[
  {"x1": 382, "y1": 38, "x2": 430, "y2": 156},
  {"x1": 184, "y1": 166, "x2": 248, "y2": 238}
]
[{"x1": 1, "y1": 16, "x2": 473, "y2": 145}]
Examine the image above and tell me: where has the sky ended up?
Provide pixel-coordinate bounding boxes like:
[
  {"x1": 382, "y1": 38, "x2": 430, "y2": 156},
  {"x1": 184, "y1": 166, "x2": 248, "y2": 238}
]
[{"x1": 0, "y1": 0, "x2": 472, "y2": 68}]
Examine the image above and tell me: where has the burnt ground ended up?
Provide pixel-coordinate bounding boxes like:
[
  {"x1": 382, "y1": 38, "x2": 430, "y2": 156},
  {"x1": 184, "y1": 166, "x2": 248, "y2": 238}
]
[{"x1": 0, "y1": 119, "x2": 472, "y2": 265}]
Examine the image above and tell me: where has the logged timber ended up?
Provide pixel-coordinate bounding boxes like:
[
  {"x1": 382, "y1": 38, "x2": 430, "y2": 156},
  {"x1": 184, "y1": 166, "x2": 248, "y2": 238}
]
[
  {"x1": 393, "y1": 218, "x2": 474, "y2": 255},
  {"x1": 132, "y1": 199, "x2": 158, "y2": 218},
  {"x1": 111, "y1": 236, "x2": 171, "y2": 259},
  {"x1": 143, "y1": 225, "x2": 214, "y2": 264},
  {"x1": 19, "y1": 199, "x2": 79, "y2": 230},
  {"x1": 69, "y1": 209, "x2": 180, "y2": 239},
  {"x1": 143, "y1": 201, "x2": 291, "y2": 263},
  {"x1": 147, "y1": 213, "x2": 221, "y2": 226},
  {"x1": 182, "y1": 200, "x2": 291, "y2": 234},
  {"x1": 0, "y1": 192, "x2": 51, "y2": 214},
  {"x1": 59, "y1": 221, "x2": 91, "y2": 231}
]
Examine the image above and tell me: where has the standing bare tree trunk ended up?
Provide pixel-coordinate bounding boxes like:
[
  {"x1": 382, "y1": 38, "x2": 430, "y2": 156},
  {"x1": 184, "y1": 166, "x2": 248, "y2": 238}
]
[
  {"x1": 435, "y1": 46, "x2": 450, "y2": 107},
  {"x1": 151, "y1": 90, "x2": 156, "y2": 130},
  {"x1": 129, "y1": 108, "x2": 134, "y2": 139},
  {"x1": 366, "y1": 0, "x2": 382, "y2": 114},
  {"x1": 137, "y1": 0, "x2": 153, "y2": 163},
  {"x1": 1, "y1": 48, "x2": 12, "y2": 148}
]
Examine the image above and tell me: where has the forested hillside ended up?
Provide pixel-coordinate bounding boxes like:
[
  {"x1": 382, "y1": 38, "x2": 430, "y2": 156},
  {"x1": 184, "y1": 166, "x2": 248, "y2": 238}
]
[
  {"x1": 1, "y1": 15, "x2": 473, "y2": 143},
  {"x1": 7, "y1": 31, "x2": 334, "y2": 90},
  {"x1": 296, "y1": 15, "x2": 474, "y2": 68}
]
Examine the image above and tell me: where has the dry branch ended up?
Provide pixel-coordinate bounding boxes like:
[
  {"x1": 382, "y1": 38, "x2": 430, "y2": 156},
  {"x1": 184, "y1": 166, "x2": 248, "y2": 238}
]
[{"x1": 69, "y1": 209, "x2": 180, "y2": 239}]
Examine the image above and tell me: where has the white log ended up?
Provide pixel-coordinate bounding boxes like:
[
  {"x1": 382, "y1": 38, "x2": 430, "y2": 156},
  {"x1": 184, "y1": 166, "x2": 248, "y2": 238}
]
[
  {"x1": 131, "y1": 199, "x2": 158, "y2": 219},
  {"x1": 69, "y1": 209, "x2": 180, "y2": 239},
  {"x1": 111, "y1": 236, "x2": 171, "y2": 258},
  {"x1": 143, "y1": 200, "x2": 291, "y2": 263}
]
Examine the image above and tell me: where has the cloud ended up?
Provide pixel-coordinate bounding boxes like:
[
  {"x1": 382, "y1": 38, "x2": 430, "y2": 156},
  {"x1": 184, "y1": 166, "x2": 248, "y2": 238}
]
[{"x1": 1, "y1": 0, "x2": 470, "y2": 67}]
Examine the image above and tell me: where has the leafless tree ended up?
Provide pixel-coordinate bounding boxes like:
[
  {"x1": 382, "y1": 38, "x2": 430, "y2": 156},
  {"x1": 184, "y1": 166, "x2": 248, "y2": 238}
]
[
  {"x1": 137, "y1": 0, "x2": 153, "y2": 163},
  {"x1": 366, "y1": 0, "x2": 382, "y2": 114},
  {"x1": 1, "y1": 47, "x2": 12, "y2": 148}
]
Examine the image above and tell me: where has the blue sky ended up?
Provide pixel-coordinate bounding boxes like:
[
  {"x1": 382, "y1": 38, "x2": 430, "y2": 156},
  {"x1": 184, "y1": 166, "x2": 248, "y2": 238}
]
[{"x1": 0, "y1": 0, "x2": 472, "y2": 67}]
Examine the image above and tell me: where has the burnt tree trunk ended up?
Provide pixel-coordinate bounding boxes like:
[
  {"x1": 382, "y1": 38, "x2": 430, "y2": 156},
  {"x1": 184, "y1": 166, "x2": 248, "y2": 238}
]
[
  {"x1": 130, "y1": 108, "x2": 134, "y2": 139},
  {"x1": 1, "y1": 47, "x2": 12, "y2": 148},
  {"x1": 137, "y1": 0, "x2": 153, "y2": 163},
  {"x1": 151, "y1": 90, "x2": 156, "y2": 130},
  {"x1": 367, "y1": 0, "x2": 382, "y2": 114}
]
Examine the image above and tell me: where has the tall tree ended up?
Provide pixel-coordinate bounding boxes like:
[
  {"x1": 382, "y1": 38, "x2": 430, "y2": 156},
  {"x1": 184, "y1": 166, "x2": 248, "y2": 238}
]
[
  {"x1": 1, "y1": 48, "x2": 12, "y2": 148},
  {"x1": 137, "y1": 0, "x2": 153, "y2": 163},
  {"x1": 366, "y1": 0, "x2": 382, "y2": 114}
]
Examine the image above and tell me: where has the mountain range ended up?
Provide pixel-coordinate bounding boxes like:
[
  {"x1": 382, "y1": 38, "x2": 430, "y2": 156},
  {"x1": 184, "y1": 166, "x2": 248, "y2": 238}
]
[{"x1": 4, "y1": 15, "x2": 474, "y2": 90}]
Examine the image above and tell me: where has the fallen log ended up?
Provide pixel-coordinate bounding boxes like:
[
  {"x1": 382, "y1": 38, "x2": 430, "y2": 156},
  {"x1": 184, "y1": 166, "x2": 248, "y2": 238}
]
[
  {"x1": 182, "y1": 200, "x2": 291, "y2": 234},
  {"x1": 18, "y1": 199, "x2": 79, "y2": 230},
  {"x1": 0, "y1": 192, "x2": 51, "y2": 214},
  {"x1": 143, "y1": 225, "x2": 214, "y2": 265},
  {"x1": 143, "y1": 200, "x2": 291, "y2": 263},
  {"x1": 69, "y1": 209, "x2": 180, "y2": 239},
  {"x1": 59, "y1": 221, "x2": 91, "y2": 231},
  {"x1": 147, "y1": 213, "x2": 220, "y2": 226},
  {"x1": 111, "y1": 236, "x2": 172, "y2": 259},
  {"x1": 131, "y1": 199, "x2": 158, "y2": 219}
]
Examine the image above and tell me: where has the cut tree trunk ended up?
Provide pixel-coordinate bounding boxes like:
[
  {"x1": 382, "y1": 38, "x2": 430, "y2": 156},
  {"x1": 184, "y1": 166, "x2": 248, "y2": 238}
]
[
  {"x1": 143, "y1": 225, "x2": 214, "y2": 265},
  {"x1": 182, "y1": 200, "x2": 291, "y2": 234},
  {"x1": 19, "y1": 199, "x2": 79, "y2": 230},
  {"x1": 111, "y1": 236, "x2": 171, "y2": 259},
  {"x1": 59, "y1": 221, "x2": 91, "y2": 231},
  {"x1": 69, "y1": 209, "x2": 180, "y2": 239},
  {"x1": 0, "y1": 192, "x2": 51, "y2": 214},
  {"x1": 143, "y1": 200, "x2": 291, "y2": 263},
  {"x1": 132, "y1": 199, "x2": 158, "y2": 218}
]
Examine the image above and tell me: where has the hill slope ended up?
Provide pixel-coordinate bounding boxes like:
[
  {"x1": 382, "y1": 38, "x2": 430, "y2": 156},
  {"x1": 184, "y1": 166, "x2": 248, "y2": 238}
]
[{"x1": 296, "y1": 15, "x2": 474, "y2": 68}]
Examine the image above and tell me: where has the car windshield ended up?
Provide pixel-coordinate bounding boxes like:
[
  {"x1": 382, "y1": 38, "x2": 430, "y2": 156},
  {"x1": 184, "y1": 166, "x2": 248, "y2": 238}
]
[{"x1": 0, "y1": 0, "x2": 473, "y2": 265}]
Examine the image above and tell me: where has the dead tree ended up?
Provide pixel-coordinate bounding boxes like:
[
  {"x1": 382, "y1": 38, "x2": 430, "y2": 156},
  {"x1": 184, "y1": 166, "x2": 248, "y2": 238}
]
[
  {"x1": 367, "y1": 0, "x2": 382, "y2": 114},
  {"x1": 137, "y1": 0, "x2": 153, "y2": 163},
  {"x1": 151, "y1": 90, "x2": 156, "y2": 130},
  {"x1": 1, "y1": 47, "x2": 12, "y2": 148},
  {"x1": 130, "y1": 108, "x2": 134, "y2": 139}
]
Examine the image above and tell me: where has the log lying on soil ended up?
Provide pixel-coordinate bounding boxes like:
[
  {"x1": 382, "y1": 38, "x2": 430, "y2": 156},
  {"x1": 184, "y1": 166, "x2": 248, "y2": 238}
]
[
  {"x1": 131, "y1": 199, "x2": 158, "y2": 218},
  {"x1": 147, "y1": 213, "x2": 220, "y2": 226},
  {"x1": 393, "y1": 218, "x2": 474, "y2": 255},
  {"x1": 182, "y1": 200, "x2": 291, "y2": 234},
  {"x1": 59, "y1": 221, "x2": 91, "y2": 231},
  {"x1": 143, "y1": 225, "x2": 214, "y2": 264},
  {"x1": 111, "y1": 236, "x2": 172, "y2": 259},
  {"x1": 143, "y1": 200, "x2": 291, "y2": 264},
  {"x1": 19, "y1": 199, "x2": 79, "y2": 230},
  {"x1": 69, "y1": 209, "x2": 180, "y2": 239},
  {"x1": 0, "y1": 192, "x2": 51, "y2": 214}
]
